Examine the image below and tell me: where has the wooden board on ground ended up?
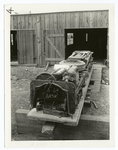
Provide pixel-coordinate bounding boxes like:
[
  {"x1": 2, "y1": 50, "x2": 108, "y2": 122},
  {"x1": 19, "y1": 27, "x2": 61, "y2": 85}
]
[
  {"x1": 27, "y1": 66, "x2": 93, "y2": 126},
  {"x1": 15, "y1": 109, "x2": 109, "y2": 140}
]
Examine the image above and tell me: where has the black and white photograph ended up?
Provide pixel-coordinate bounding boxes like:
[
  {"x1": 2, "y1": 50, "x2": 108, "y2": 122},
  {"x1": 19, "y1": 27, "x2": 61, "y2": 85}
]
[{"x1": 4, "y1": 2, "x2": 116, "y2": 148}]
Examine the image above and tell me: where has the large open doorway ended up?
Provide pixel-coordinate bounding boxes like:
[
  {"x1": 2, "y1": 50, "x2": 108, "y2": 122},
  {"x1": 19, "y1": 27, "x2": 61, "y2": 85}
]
[
  {"x1": 65, "y1": 28, "x2": 108, "y2": 61},
  {"x1": 10, "y1": 31, "x2": 17, "y2": 61}
]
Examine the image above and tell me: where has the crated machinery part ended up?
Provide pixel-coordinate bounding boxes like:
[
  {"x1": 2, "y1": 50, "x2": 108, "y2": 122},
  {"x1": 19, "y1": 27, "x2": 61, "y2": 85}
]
[{"x1": 34, "y1": 82, "x2": 71, "y2": 117}]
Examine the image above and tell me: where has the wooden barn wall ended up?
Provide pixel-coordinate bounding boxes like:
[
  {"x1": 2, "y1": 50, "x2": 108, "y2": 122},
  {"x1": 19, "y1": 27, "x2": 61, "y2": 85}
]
[{"x1": 10, "y1": 10, "x2": 108, "y2": 66}]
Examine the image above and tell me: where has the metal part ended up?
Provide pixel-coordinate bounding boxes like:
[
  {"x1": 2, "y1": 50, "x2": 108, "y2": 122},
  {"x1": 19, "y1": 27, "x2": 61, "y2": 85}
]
[{"x1": 30, "y1": 51, "x2": 93, "y2": 118}]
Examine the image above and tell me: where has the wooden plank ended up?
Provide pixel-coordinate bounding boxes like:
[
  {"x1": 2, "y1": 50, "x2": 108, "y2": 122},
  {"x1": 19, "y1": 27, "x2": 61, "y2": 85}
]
[
  {"x1": 32, "y1": 15, "x2": 37, "y2": 64},
  {"x1": 25, "y1": 15, "x2": 28, "y2": 64},
  {"x1": 16, "y1": 109, "x2": 45, "y2": 125},
  {"x1": 70, "y1": 13, "x2": 75, "y2": 28},
  {"x1": 49, "y1": 15, "x2": 55, "y2": 65},
  {"x1": 99, "y1": 11, "x2": 104, "y2": 28},
  {"x1": 60, "y1": 13, "x2": 65, "y2": 59},
  {"x1": 57, "y1": 13, "x2": 63, "y2": 28},
  {"x1": 44, "y1": 62, "x2": 50, "y2": 71},
  {"x1": 106, "y1": 11, "x2": 109, "y2": 28},
  {"x1": 10, "y1": 16, "x2": 13, "y2": 29},
  {"x1": 74, "y1": 12, "x2": 79, "y2": 28},
  {"x1": 45, "y1": 14, "x2": 49, "y2": 30},
  {"x1": 55, "y1": 29, "x2": 60, "y2": 63},
  {"x1": 25, "y1": 30, "x2": 30, "y2": 63},
  {"x1": 79, "y1": 12, "x2": 84, "y2": 28},
  {"x1": 21, "y1": 30, "x2": 24, "y2": 63},
  {"x1": 54, "y1": 29, "x2": 57, "y2": 64},
  {"x1": 44, "y1": 30, "x2": 49, "y2": 63},
  {"x1": 84, "y1": 12, "x2": 90, "y2": 28},
  {"x1": 32, "y1": 14, "x2": 37, "y2": 29},
  {"x1": 19, "y1": 31, "x2": 23, "y2": 63},
  {"x1": 36, "y1": 15, "x2": 41, "y2": 65},
  {"x1": 93, "y1": 11, "x2": 98, "y2": 27},
  {"x1": 40, "y1": 15, "x2": 45, "y2": 66},
  {"x1": 84, "y1": 100, "x2": 91, "y2": 107},
  {"x1": 53, "y1": 14, "x2": 58, "y2": 64},
  {"x1": 19, "y1": 30, "x2": 22, "y2": 63},
  {"x1": 49, "y1": 30, "x2": 55, "y2": 65},
  {"x1": 59, "y1": 13, "x2": 64, "y2": 28},
  {"x1": 61, "y1": 29, "x2": 65, "y2": 58},
  {"x1": 16, "y1": 109, "x2": 109, "y2": 123},
  {"x1": 45, "y1": 58, "x2": 64, "y2": 61},
  {"x1": 52, "y1": 30, "x2": 56, "y2": 65},
  {"x1": 13, "y1": 15, "x2": 18, "y2": 29},
  {"x1": 10, "y1": 29, "x2": 35, "y2": 31},
  {"x1": 11, "y1": 63, "x2": 37, "y2": 67},
  {"x1": 46, "y1": 36, "x2": 64, "y2": 58},
  {"x1": 89, "y1": 12, "x2": 94, "y2": 28},
  {"x1": 53, "y1": 13, "x2": 58, "y2": 29},
  {"x1": 58, "y1": 28, "x2": 63, "y2": 62},
  {"x1": 48, "y1": 34, "x2": 64, "y2": 37},
  {"x1": 20, "y1": 15, "x2": 25, "y2": 29},
  {"x1": 17, "y1": 16, "x2": 21, "y2": 29},
  {"x1": 25, "y1": 15, "x2": 29, "y2": 29},
  {"x1": 28, "y1": 14, "x2": 32, "y2": 29},
  {"x1": 22, "y1": 30, "x2": 26, "y2": 63},
  {"x1": 103, "y1": 11, "x2": 108, "y2": 28},
  {"x1": 49, "y1": 13, "x2": 54, "y2": 30},
  {"x1": 42, "y1": 122, "x2": 56, "y2": 135},
  {"x1": 61, "y1": 13, "x2": 66, "y2": 28},
  {"x1": 17, "y1": 123, "x2": 44, "y2": 134},
  {"x1": 65, "y1": 13, "x2": 70, "y2": 28},
  {"x1": 30, "y1": 31, "x2": 34, "y2": 64}
]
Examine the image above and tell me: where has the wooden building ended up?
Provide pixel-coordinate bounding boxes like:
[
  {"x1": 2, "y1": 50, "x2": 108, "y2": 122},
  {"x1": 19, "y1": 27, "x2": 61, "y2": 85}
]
[{"x1": 10, "y1": 10, "x2": 109, "y2": 66}]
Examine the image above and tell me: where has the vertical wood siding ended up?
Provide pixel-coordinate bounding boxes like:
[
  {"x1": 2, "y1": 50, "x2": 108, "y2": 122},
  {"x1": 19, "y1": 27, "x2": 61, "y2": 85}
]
[{"x1": 10, "y1": 10, "x2": 108, "y2": 66}]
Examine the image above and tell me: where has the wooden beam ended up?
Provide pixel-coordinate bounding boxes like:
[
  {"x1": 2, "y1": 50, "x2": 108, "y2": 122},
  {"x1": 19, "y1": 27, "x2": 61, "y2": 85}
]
[
  {"x1": 10, "y1": 29, "x2": 35, "y2": 31},
  {"x1": 84, "y1": 100, "x2": 91, "y2": 107},
  {"x1": 48, "y1": 34, "x2": 64, "y2": 37},
  {"x1": 45, "y1": 58, "x2": 64, "y2": 61},
  {"x1": 42, "y1": 122, "x2": 56, "y2": 135},
  {"x1": 44, "y1": 62, "x2": 50, "y2": 71},
  {"x1": 46, "y1": 36, "x2": 63, "y2": 58},
  {"x1": 16, "y1": 109, "x2": 109, "y2": 124},
  {"x1": 80, "y1": 114, "x2": 109, "y2": 122}
]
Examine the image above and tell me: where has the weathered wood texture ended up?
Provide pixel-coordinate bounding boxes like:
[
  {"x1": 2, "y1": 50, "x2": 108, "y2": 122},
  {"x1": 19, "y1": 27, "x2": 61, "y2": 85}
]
[
  {"x1": 44, "y1": 29, "x2": 64, "y2": 65},
  {"x1": 10, "y1": 10, "x2": 108, "y2": 66},
  {"x1": 17, "y1": 30, "x2": 35, "y2": 64},
  {"x1": 15, "y1": 109, "x2": 109, "y2": 140}
]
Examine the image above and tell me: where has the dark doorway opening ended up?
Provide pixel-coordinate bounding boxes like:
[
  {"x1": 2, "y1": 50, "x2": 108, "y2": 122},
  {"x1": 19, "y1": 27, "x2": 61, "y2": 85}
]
[
  {"x1": 65, "y1": 28, "x2": 108, "y2": 61},
  {"x1": 10, "y1": 31, "x2": 17, "y2": 61}
]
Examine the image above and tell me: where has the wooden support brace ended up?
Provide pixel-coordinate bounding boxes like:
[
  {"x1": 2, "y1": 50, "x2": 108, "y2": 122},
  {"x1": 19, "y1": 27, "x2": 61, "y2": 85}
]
[
  {"x1": 44, "y1": 62, "x2": 50, "y2": 71},
  {"x1": 42, "y1": 122, "x2": 56, "y2": 135},
  {"x1": 84, "y1": 100, "x2": 92, "y2": 108}
]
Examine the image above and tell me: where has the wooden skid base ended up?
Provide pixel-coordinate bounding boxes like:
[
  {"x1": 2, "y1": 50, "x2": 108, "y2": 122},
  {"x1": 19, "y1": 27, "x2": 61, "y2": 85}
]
[
  {"x1": 27, "y1": 66, "x2": 93, "y2": 126},
  {"x1": 15, "y1": 109, "x2": 109, "y2": 140}
]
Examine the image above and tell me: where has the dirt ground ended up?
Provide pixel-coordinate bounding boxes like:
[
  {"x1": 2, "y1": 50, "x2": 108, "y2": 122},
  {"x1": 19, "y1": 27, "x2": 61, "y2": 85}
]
[{"x1": 11, "y1": 64, "x2": 109, "y2": 140}]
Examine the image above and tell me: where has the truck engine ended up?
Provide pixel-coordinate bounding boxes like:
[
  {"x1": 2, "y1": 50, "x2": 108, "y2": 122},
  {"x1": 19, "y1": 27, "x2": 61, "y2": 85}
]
[{"x1": 30, "y1": 51, "x2": 93, "y2": 118}]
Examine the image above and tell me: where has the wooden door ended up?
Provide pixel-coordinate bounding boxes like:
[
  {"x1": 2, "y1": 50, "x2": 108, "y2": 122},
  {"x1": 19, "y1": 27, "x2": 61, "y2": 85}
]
[
  {"x1": 17, "y1": 30, "x2": 35, "y2": 64},
  {"x1": 44, "y1": 29, "x2": 65, "y2": 65}
]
